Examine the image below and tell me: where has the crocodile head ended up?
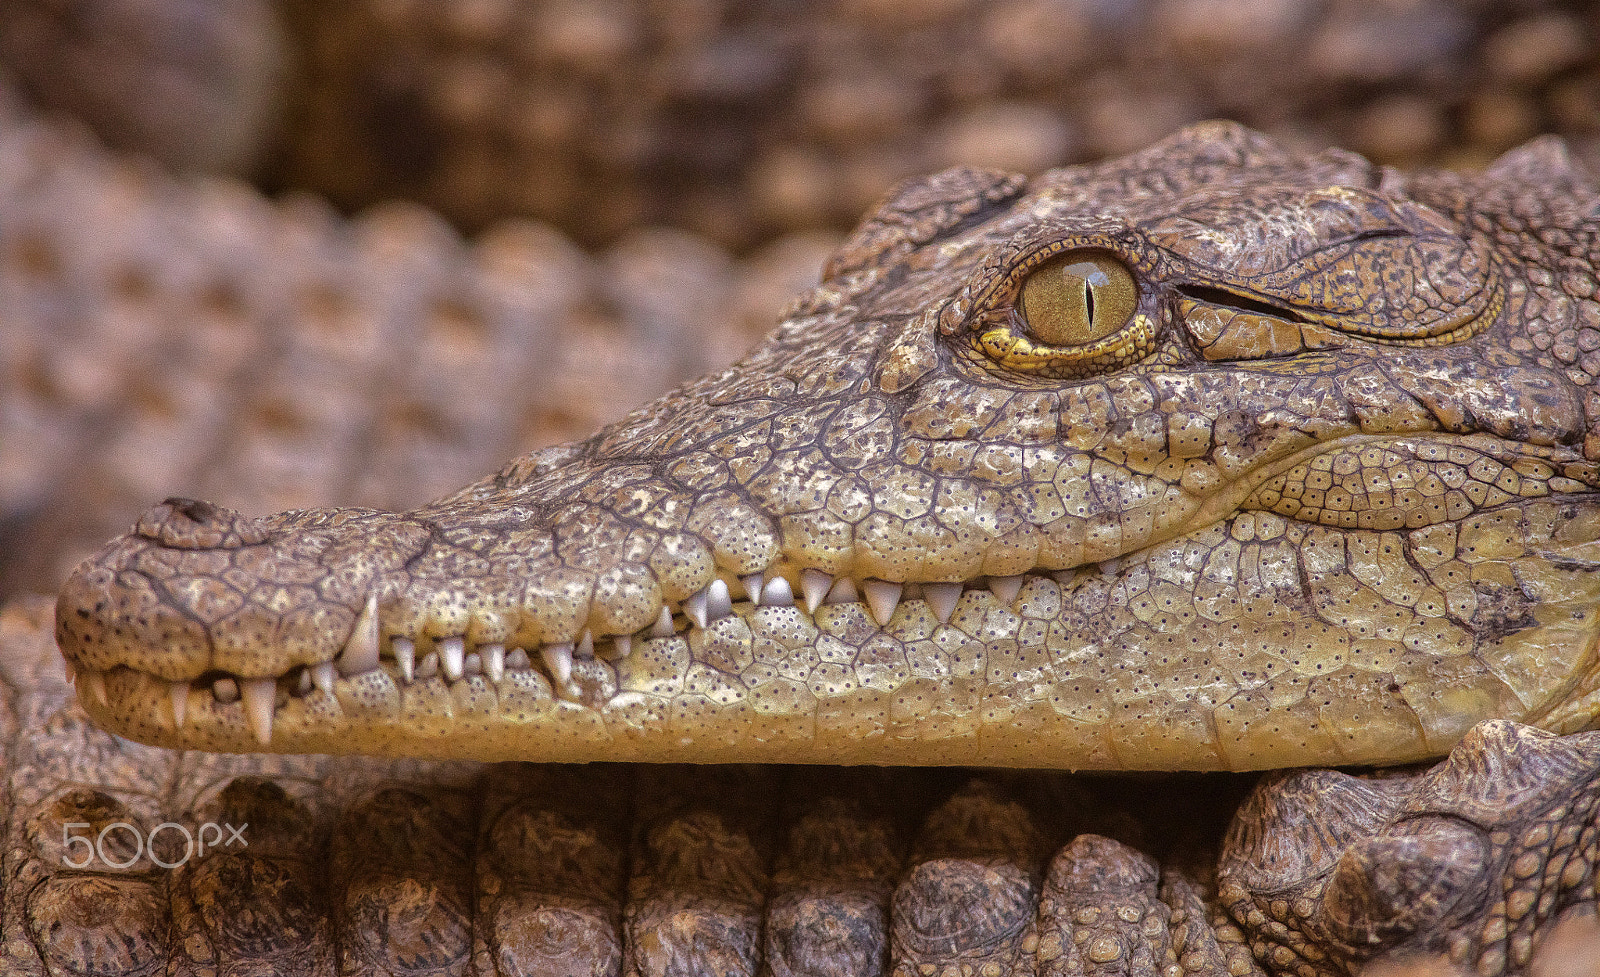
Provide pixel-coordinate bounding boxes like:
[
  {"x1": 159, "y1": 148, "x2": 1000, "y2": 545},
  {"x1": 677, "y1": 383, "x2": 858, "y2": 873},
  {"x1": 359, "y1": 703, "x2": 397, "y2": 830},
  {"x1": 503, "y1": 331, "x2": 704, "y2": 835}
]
[{"x1": 56, "y1": 122, "x2": 1600, "y2": 770}]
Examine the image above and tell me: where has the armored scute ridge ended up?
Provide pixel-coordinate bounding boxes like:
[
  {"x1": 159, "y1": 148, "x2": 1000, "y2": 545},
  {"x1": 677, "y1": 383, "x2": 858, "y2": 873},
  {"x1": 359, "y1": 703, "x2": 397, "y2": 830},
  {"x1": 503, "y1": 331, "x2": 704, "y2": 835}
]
[{"x1": 55, "y1": 122, "x2": 1600, "y2": 770}]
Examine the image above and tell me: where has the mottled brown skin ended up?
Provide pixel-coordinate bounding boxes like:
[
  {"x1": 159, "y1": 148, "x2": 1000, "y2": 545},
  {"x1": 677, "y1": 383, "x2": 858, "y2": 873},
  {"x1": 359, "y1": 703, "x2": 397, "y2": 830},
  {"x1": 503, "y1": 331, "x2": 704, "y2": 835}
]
[
  {"x1": 56, "y1": 123, "x2": 1600, "y2": 771},
  {"x1": 8, "y1": 596, "x2": 1600, "y2": 975}
]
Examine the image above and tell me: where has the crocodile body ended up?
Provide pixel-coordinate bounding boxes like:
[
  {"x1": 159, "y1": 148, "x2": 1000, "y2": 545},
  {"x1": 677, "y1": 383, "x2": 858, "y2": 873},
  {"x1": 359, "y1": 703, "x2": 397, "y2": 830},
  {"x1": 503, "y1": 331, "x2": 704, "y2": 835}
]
[
  {"x1": 42, "y1": 124, "x2": 1600, "y2": 974},
  {"x1": 58, "y1": 122, "x2": 1600, "y2": 772}
]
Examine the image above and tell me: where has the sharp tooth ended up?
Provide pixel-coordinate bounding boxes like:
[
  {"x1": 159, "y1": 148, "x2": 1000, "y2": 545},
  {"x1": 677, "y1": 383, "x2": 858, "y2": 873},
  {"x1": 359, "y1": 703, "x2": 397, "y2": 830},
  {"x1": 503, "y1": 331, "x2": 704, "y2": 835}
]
[
  {"x1": 650, "y1": 606, "x2": 675, "y2": 638},
  {"x1": 685, "y1": 588, "x2": 709, "y2": 629},
  {"x1": 169, "y1": 681, "x2": 190, "y2": 728},
  {"x1": 465, "y1": 652, "x2": 482, "y2": 676},
  {"x1": 608, "y1": 635, "x2": 632, "y2": 660},
  {"x1": 989, "y1": 574, "x2": 1025, "y2": 605},
  {"x1": 801, "y1": 569, "x2": 832, "y2": 613},
  {"x1": 415, "y1": 652, "x2": 439, "y2": 680},
  {"x1": 707, "y1": 578, "x2": 732, "y2": 621},
  {"x1": 438, "y1": 637, "x2": 465, "y2": 681},
  {"x1": 82, "y1": 670, "x2": 108, "y2": 707},
  {"x1": 740, "y1": 573, "x2": 764, "y2": 601},
  {"x1": 541, "y1": 643, "x2": 574, "y2": 686},
  {"x1": 212, "y1": 676, "x2": 239, "y2": 703},
  {"x1": 240, "y1": 678, "x2": 276, "y2": 745},
  {"x1": 505, "y1": 648, "x2": 531, "y2": 670},
  {"x1": 760, "y1": 575, "x2": 795, "y2": 607},
  {"x1": 577, "y1": 630, "x2": 594, "y2": 658},
  {"x1": 482, "y1": 643, "x2": 505, "y2": 682},
  {"x1": 295, "y1": 668, "x2": 313, "y2": 695},
  {"x1": 923, "y1": 582, "x2": 962, "y2": 624},
  {"x1": 863, "y1": 580, "x2": 903, "y2": 626},
  {"x1": 338, "y1": 594, "x2": 381, "y2": 676},
  {"x1": 311, "y1": 661, "x2": 336, "y2": 695},
  {"x1": 392, "y1": 637, "x2": 415, "y2": 683}
]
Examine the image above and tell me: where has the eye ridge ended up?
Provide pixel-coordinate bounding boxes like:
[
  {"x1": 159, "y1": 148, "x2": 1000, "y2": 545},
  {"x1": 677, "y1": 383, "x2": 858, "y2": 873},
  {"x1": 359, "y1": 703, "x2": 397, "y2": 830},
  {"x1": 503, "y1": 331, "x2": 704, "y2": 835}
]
[{"x1": 1176, "y1": 284, "x2": 1307, "y2": 324}]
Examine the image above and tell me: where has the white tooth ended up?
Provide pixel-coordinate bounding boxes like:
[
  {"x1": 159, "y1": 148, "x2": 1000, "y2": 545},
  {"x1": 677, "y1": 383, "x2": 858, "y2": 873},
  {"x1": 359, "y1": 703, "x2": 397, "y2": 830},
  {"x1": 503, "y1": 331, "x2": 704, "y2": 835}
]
[
  {"x1": 296, "y1": 669, "x2": 313, "y2": 695},
  {"x1": 212, "y1": 676, "x2": 239, "y2": 703},
  {"x1": 82, "y1": 670, "x2": 108, "y2": 708},
  {"x1": 989, "y1": 574, "x2": 1025, "y2": 605},
  {"x1": 863, "y1": 580, "x2": 903, "y2": 626},
  {"x1": 391, "y1": 637, "x2": 416, "y2": 683},
  {"x1": 825, "y1": 577, "x2": 859, "y2": 605},
  {"x1": 505, "y1": 648, "x2": 531, "y2": 670},
  {"x1": 608, "y1": 635, "x2": 632, "y2": 660},
  {"x1": 169, "y1": 681, "x2": 190, "y2": 728},
  {"x1": 482, "y1": 643, "x2": 505, "y2": 682},
  {"x1": 740, "y1": 573, "x2": 764, "y2": 601},
  {"x1": 338, "y1": 594, "x2": 381, "y2": 676},
  {"x1": 577, "y1": 630, "x2": 594, "y2": 658},
  {"x1": 707, "y1": 578, "x2": 732, "y2": 621},
  {"x1": 311, "y1": 661, "x2": 336, "y2": 696},
  {"x1": 923, "y1": 582, "x2": 962, "y2": 624},
  {"x1": 465, "y1": 653, "x2": 482, "y2": 676},
  {"x1": 801, "y1": 569, "x2": 833, "y2": 613},
  {"x1": 438, "y1": 637, "x2": 465, "y2": 681},
  {"x1": 760, "y1": 576, "x2": 795, "y2": 607},
  {"x1": 650, "y1": 606, "x2": 675, "y2": 638},
  {"x1": 685, "y1": 587, "x2": 709, "y2": 629},
  {"x1": 541, "y1": 643, "x2": 574, "y2": 686},
  {"x1": 241, "y1": 677, "x2": 276, "y2": 745},
  {"x1": 416, "y1": 652, "x2": 439, "y2": 680}
]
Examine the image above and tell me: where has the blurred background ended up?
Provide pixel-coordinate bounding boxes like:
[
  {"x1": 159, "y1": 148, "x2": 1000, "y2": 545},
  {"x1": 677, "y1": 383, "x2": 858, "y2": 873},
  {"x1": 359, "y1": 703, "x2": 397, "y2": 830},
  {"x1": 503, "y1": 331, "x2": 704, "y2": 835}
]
[{"x1": 1, "y1": 0, "x2": 1597, "y2": 598}]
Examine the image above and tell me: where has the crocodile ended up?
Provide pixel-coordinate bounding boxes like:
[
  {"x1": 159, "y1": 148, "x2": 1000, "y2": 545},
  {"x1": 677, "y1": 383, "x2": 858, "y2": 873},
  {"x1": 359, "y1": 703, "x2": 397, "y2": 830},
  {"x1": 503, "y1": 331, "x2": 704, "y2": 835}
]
[{"x1": 45, "y1": 122, "x2": 1600, "y2": 972}]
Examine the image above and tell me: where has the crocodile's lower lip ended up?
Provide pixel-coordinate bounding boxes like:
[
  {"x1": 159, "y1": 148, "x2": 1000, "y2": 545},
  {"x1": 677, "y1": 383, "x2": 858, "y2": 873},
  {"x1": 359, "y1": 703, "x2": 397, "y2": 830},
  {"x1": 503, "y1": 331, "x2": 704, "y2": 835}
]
[{"x1": 73, "y1": 427, "x2": 1600, "y2": 771}]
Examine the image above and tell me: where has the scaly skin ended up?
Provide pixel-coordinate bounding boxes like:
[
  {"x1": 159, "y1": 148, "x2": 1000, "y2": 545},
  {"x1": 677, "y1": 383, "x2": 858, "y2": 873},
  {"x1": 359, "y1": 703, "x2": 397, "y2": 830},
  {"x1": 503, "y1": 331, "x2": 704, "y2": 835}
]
[
  {"x1": 7, "y1": 596, "x2": 1600, "y2": 976},
  {"x1": 56, "y1": 122, "x2": 1600, "y2": 769}
]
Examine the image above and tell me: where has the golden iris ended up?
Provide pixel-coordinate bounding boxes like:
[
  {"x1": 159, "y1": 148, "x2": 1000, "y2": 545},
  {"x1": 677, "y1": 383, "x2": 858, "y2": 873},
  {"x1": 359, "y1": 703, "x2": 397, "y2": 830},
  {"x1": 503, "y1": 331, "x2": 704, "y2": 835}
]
[{"x1": 1019, "y1": 251, "x2": 1138, "y2": 346}]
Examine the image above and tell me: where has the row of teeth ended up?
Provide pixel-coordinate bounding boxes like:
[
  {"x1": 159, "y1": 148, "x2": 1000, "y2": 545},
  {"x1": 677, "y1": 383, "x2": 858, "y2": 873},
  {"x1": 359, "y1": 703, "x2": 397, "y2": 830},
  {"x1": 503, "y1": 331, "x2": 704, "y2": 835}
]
[{"x1": 79, "y1": 570, "x2": 1035, "y2": 745}]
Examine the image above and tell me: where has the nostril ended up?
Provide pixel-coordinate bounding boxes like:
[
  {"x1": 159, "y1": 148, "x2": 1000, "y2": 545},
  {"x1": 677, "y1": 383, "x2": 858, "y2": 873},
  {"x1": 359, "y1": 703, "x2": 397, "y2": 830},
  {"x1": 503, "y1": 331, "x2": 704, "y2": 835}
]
[{"x1": 133, "y1": 497, "x2": 268, "y2": 549}]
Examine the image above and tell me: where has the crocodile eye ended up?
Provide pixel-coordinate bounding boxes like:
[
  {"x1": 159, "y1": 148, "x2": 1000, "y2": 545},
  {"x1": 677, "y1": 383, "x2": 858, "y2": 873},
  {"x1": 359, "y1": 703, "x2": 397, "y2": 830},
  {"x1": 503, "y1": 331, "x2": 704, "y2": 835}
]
[
  {"x1": 972, "y1": 249, "x2": 1153, "y2": 379},
  {"x1": 1020, "y1": 252, "x2": 1137, "y2": 345}
]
